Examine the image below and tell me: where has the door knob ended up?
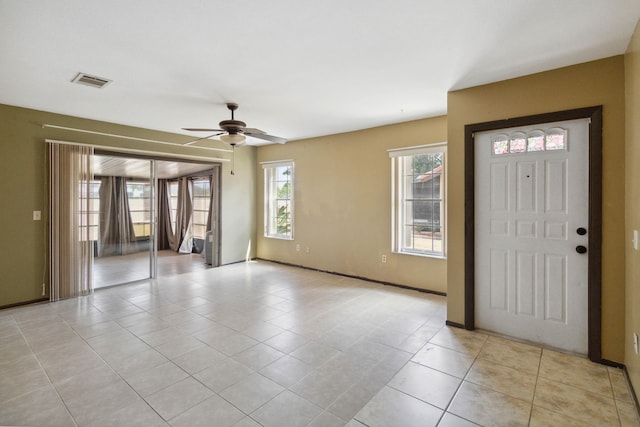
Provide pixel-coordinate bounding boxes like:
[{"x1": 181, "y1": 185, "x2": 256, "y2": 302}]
[
  {"x1": 576, "y1": 227, "x2": 587, "y2": 235},
  {"x1": 576, "y1": 245, "x2": 587, "y2": 254}
]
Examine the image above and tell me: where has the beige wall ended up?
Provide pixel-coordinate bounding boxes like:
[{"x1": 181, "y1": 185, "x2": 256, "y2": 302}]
[
  {"x1": 447, "y1": 56, "x2": 627, "y2": 362},
  {"x1": 221, "y1": 146, "x2": 257, "y2": 263},
  {"x1": 625, "y1": 19, "x2": 640, "y2": 399},
  {"x1": 0, "y1": 104, "x2": 256, "y2": 307},
  {"x1": 256, "y1": 116, "x2": 448, "y2": 293}
]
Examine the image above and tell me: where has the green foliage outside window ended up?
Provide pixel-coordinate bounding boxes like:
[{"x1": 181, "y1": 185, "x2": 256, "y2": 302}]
[
  {"x1": 412, "y1": 153, "x2": 443, "y2": 173},
  {"x1": 276, "y1": 167, "x2": 292, "y2": 236},
  {"x1": 277, "y1": 204, "x2": 291, "y2": 235},
  {"x1": 265, "y1": 163, "x2": 294, "y2": 239}
]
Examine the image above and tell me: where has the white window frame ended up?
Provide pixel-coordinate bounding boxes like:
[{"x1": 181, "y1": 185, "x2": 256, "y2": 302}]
[
  {"x1": 389, "y1": 143, "x2": 447, "y2": 258},
  {"x1": 262, "y1": 160, "x2": 294, "y2": 240},
  {"x1": 191, "y1": 179, "x2": 211, "y2": 240},
  {"x1": 126, "y1": 181, "x2": 152, "y2": 238},
  {"x1": 79, "y1": 180, "x2": 100, "y2": 241}
]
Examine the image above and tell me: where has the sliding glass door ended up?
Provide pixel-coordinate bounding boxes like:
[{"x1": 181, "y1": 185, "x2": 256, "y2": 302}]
[
  {"x1": 92, "y1": 155, "x2": 155, "y2": 288},
  {"x1": 91, "y1": 153, "x2": 220, "y2": 288},
  {"x1": 47, "y1": 143, "x2": 221, "y2": 294}
]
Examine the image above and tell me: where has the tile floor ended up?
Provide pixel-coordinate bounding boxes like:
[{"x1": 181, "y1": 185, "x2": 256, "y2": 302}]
[{"x1": 1, "y1": 260, "x2": 639, "y2": 426}]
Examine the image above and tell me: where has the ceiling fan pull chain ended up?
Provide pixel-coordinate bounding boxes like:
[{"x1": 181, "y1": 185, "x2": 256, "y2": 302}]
[{"x1": 231, "y1": 145, "x2": 235, "y2": 175}]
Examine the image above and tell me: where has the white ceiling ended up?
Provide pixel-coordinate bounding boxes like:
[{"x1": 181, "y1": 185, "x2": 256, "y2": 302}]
[{"x1": 1, "y1": 1, "x2": 639, "y2": 144}]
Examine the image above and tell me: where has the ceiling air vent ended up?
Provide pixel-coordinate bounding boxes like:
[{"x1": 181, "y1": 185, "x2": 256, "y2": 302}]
[{"x1": 71, "y1": 72, "x2": 112, "y2": 89}]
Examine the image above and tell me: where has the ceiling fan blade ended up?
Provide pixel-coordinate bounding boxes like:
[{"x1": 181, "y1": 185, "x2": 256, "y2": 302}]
[
  {"x1": 182, "y1": 128, "x2": 224, "y2": 132},
  {"x1": 183, "y1": 132, "x2": 224, "y2": 146},
  {"x1": 244, "y1": 131, "x2": 287, "y2": 144},
  {"x1": 243, "y1": 127, "x2": 266, "y2": 134}
]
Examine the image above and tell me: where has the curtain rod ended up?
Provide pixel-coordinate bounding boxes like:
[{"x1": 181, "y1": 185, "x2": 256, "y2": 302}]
[
  {"x1": 46, "y1": 139, "x2": 229, "y2": 163},
  {"x1": 42, "y1": 124, "x2": 233, "y2": 154}
]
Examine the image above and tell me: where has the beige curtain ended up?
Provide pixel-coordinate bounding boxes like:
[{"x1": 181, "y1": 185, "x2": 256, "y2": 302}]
[
  {"x1": 206, "y1": 174, "x2": 214, "y2": 234},
  {"x1": 98, "y1": 176, "x2": 138, "y2": 256},
  {"x1": 169, "y1": 177, "x2": 193, "y2": 253},
  {"x1": 157, "y1": 179, "x2": 173, "y2": 251},
  {"x1": 49, "y1": 143, "x2": 94, "y2": 301}
]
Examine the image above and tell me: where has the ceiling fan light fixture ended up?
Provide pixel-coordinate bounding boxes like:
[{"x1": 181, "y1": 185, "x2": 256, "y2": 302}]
[{"x1": 220, "y1": 133, "x2": 246, "y2": 145}]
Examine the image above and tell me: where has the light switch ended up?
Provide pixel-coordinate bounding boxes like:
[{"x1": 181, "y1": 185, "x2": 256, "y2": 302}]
[
  {"x1": 634, "y1": 230, "x2": 639, "y2": 251},
  {"x1": 33, "y1": 210, "x2": 41, "y2": 221}
]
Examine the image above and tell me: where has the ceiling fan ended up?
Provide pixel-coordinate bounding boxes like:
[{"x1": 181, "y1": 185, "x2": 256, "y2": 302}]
[{"x1": 182, "y1": 103, "x2": 287, "y2": 147}]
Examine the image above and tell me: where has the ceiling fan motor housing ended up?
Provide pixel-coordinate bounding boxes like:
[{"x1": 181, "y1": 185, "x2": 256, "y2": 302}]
[{"x1": 219, "y1": 119, "x2": 246, "y2": 134}]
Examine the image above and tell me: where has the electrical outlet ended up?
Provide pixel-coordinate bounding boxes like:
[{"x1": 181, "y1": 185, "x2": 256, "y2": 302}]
[
  {"x1": 296, "y1": 244, "x2": 300, "y2": 252},
  {"x1": 381, "y1": 254, "x2": 387, "y2": 263},
  {"x1": 305, "y1": 247, "x2": 310, "y2": 253},
  {"x1": 634, "y1": 333, "x2": 639, "y2": 355},
  {"x1": 33, "y1": 210, "x2": 41, "y2": 221}
]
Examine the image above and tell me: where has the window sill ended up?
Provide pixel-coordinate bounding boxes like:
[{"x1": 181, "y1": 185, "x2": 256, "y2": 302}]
[
  {"x1": 264, "y1": 235, "x2": 294, "y2": 241},
  {"x1": 394, "y1": 250, "x2": 447, "y2": 260}
]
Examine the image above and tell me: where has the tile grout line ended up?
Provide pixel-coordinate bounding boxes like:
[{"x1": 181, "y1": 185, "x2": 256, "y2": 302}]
[
  {"x1": 607, "y1": 368, "x2": 625, "y2": 426},
  {"x1": 318, "y1": 320, "x2": 443, "y2": 424},
  {"x1": 107, "y1": 299, "x2": 256, "y2": 424},
  {"x1": 436, "y1": 333, "x2": 487, "y2": 426},
  {"x1": 608, "y1": 367, "x2": 640, "y2": 427},
  {"x1": 62, "y1": 299, "x2": 175, "y2": 425},
  {"x1": 14, "y1": 313, "x2": 80, "y2": 427},
  {"x1": 526, "y1": 346, "x2": 544, "y2": 426},
  {"x1": 73, "y1": 304, "x2": 172, "y2": 425},
  {"x1": 528, "y1": 348, "x2": 623, "y2": 425},
  {"x1": 132, "y1": 287, "x2": 327, "y2": 424}
]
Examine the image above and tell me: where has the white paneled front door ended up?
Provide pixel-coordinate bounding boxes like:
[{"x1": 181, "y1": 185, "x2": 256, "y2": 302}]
[{"x1": 475, "y1": 118, "x2": 590, "y2": 354}]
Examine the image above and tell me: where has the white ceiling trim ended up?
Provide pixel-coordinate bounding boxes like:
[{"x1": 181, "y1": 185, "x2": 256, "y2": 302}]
[
  {"x1": 43, "y1": 124, "x2": 232, "y2": 153},
  {"x1": 45, "y1": 139, "x2": 229, "y2": 163}
]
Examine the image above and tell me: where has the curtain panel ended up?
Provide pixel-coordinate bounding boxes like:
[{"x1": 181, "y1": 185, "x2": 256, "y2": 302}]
[
  {"x1": 98, "y1": 176, "x2": 138, "y2": 257},
  {"x1": 206, "y1": 174, "x2": 214, "y2": 233},
  {"x1": 48, "y1": 143, "x2": 94, "y2": 301},
  {"x1": 172, "y1": 177, "x2": 193, "y2": 253},
  {"x1": 157, "y1": 179, "x2": 174, "y2": 251}
]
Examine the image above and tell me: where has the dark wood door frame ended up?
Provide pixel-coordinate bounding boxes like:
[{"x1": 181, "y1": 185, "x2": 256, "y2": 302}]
[{"x1": 463, "y1": 106, "x2": 603, "y2": 362}]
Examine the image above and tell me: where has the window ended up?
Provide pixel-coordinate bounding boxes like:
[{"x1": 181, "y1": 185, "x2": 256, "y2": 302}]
[
  {"x1": 168, "y1": 181, "x2": 178, "y2": 233},
  {"x1": 126, "y1": 181, "x2": 152, "y2": 237},
  {"x1": 262, "y1": 160, "x2": 294, "y2": 239},
  {"x1": 492, "y1": 128, "x2": 567, "y2": 156},
  {"x1": 191, "y1": 179, "x2": 211, "y2": 239},
  {"x1": 79, "y1": 180, "x2": 100, "y2": 241},
  {"x1": 389, "y1": 143, "x2": 446, "y2": 257}
]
